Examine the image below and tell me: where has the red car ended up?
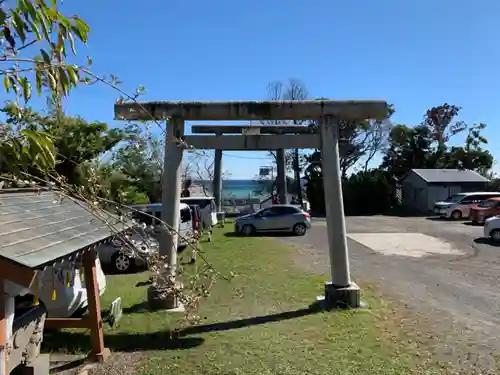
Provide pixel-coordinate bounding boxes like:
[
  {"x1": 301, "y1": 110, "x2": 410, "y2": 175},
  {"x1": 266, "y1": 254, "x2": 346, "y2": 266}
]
[{"x1": 469, "y1": 197, "x2": 500, "y2": 224}]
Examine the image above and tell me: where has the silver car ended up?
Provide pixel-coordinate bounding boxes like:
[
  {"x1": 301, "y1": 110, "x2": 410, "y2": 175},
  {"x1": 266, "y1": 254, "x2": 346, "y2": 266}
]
[
  {"x1": 234, "y1": 204, "x2": 312, "y2": 236},
  {"x1": 97, "y1": 232, "x2": 158, "y2": 273}
]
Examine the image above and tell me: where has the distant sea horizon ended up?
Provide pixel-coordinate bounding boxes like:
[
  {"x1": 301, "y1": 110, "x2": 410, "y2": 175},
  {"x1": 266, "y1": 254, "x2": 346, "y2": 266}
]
[{"x1": 193, "y1": 179, "x2": 272, "y2": 198}]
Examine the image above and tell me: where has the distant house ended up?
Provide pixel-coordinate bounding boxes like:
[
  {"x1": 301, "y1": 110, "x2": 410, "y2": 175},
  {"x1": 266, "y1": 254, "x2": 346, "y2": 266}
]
[{"x1": 402, "y1": 169, "x2": 490, "y2": 212}]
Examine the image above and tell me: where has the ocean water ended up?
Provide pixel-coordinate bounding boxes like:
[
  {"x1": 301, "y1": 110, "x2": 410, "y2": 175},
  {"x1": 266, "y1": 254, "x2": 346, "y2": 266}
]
[
  {"x1": 222, "y1": 180, "x2": 266, "y2": 198},
  {"x1": 195, "y1": 179, "x2": 271, "y2": 198}
]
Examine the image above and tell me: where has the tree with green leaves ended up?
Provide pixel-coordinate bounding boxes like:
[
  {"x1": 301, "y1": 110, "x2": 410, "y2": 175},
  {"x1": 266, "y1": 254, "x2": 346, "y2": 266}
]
[
  {"x1": 111, "y1": 123, "x2": 163, "y2": 203},
  {"x1": 0, "y1": 0, "x2": 92, "y2": 174},
  {"x1": 305, "y1": 102, "x2": 394, "y2": 178},
  {"x1": 1, "y1": 102, "x2": 129, "y2": 183},
  {"x1": 381, "y1": 103, "x2": 493, "y2": 179}
]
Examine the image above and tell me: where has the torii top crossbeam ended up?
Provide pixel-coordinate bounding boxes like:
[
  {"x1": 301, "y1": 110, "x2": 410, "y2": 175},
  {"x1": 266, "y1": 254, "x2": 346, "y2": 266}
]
[
  {"x1": 114, "y1": 100, "x2": 388, "y2": 121},
  {"x1": 191, "y1": 125, "x2": 313, "y2": 134}
]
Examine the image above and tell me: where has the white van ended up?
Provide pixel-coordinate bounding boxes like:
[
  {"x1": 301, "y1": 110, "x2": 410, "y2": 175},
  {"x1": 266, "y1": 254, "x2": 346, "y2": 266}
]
[
  {"x1": 180, "y1": 196, "x2": 218, "y2": 228},
  {"x1": 434, "y1": 191, "x2": 500, "y2": 220},
  {"x1": 127, "y1": 202, "x2": 194, "y2": 250}
]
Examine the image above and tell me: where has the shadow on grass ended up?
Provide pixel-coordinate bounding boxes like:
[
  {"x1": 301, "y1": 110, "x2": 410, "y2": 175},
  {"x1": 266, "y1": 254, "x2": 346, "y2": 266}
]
[
  {"x1": 473, "y1": 237, "x2": 500, "y2": 247},
  {"x1": 43, "y1": 304, "x2": 321, "y2": 354},
  {"x1": 123, "y1": 301, "x2": 322, "y2": 333},
  {"x1": 177, "y1": 303, "x2": 321, "y2": 337},
  {"x1": 42, "y1": 330, "x2": 204, "y2": 354},
  {"x1": 123, "y1": 302, "x2": 149, "y2": 314},
  {"x1": 101, "y1": 263, "x2": 147, "y2": 276}
]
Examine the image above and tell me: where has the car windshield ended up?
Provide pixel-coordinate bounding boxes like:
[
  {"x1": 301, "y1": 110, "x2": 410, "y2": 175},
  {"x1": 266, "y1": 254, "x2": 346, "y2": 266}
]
[
  {"x1": 478, "y1": 200, "x2": 497, "y2": 208},
  {"x1": 444, "y1": 194, "x2": 464, "y2": 203}
]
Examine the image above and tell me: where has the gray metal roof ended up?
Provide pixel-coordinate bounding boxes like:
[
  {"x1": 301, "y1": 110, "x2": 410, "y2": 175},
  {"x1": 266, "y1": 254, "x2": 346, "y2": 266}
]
[
  {"x1": 0, "y1": 189, "x2": 131, "y2": 269},
  {"x1": 411, "y1": 169, "x2": 490, "y2": 183}
]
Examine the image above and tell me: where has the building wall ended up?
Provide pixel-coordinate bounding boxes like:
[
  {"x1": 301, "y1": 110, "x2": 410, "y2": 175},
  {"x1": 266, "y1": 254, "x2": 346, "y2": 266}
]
[
  {"x1": 426, "y1": 184, "x2": 462, "y2": 211},
  {"x1": 402, "y1": 172, "x2": 428, "y2": 212},
  {"x1": 404, "y1": 179, "x2": 490, "y2": 212}
]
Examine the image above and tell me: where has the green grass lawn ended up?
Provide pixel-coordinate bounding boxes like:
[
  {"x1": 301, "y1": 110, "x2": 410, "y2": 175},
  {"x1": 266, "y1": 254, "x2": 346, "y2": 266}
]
[{"x1": 43, "y1": 226, "x2": 448, "y2": 375}]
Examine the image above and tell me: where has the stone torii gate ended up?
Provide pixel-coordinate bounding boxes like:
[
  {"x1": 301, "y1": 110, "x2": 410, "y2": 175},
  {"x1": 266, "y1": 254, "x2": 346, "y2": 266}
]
[
  {"x1": 114, "y1": 100, "x2": 388, "y2": 309},
  {"x1": 191, "y1": 124, "x2": 314, "y2": 210}
]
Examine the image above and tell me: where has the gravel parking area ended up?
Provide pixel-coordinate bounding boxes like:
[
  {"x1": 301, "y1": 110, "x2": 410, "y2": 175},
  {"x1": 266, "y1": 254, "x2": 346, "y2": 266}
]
[{"x1": 278, "y1": 215, "x2": 500, "y2": 372}]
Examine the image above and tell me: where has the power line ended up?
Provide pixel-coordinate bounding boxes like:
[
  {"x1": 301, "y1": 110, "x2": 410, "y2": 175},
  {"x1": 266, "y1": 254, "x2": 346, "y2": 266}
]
[{"x1": 221, "y1": 153, "x2": 273, "y2": 160}]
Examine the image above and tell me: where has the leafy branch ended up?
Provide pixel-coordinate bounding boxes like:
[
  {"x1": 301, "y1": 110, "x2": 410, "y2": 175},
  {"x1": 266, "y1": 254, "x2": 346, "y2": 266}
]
[{"x1": 0, "y1": 0, "x2": 227, "y2": 325}]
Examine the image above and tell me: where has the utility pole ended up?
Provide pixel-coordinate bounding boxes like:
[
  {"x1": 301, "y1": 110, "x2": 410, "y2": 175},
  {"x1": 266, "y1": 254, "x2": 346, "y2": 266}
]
[
  {"x1": 293, "y1": 148, "x2": 304, "y2": 207},
  {"x1": 276, "y1": 149, "x2": 287, "y2": 204},
  {"x1": 213, "y1": 136, "x2": 223, "y2": 212}
]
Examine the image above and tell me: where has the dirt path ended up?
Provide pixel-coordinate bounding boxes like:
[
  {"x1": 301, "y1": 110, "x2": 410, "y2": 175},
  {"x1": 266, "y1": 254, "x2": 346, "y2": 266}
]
[{"x1": 278, "y1": 216, "x2": 500, "y2": 374}]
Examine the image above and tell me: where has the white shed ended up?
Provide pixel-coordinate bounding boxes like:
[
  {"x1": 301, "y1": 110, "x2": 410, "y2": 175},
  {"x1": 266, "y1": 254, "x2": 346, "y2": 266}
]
[{"x1": 402, "y1": 169, "x2": 490, "y2": 212}]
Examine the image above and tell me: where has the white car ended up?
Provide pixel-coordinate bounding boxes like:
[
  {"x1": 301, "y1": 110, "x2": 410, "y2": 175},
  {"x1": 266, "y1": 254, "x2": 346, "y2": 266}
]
[
  {"x1": 180, "y1": 197, "x2": 219, "y2": 228},
  {"x1": 483, "y1": 216, "x2": 500, "y2": 242},
  {"x1": 434, "y1": 192, "x2": 500, "y2": 220}
]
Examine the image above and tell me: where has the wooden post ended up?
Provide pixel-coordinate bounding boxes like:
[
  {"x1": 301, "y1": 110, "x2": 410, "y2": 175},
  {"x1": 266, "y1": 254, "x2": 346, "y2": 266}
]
[
  {"x1": 0, "y1": 279, "x2": 6, "y2": 375},
  {"x1": 83, "y1": 250, "x2": 109, "y2": 362}
]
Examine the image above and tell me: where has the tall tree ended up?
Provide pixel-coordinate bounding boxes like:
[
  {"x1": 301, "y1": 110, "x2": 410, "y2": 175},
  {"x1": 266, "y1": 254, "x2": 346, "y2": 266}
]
[
  {"x1": 264, "y1": 79, "x2": 309, "y2": 203},
  {"x1": 265, "y1": 79, "x2": 308, "y2": 170},
  {"x1": 305, "y1": 102, "x2": 394, "y2": 178},
  {"x1": 380, "y1": 124, "x2": 433, "y2": 179},
  {"x1": 0, "y1": 0, "x2": 91, "y2": 176},
  {"x1": 1, "y1": 102, "x2": 128, "y2": 184},
  {"x1": 381, "y1": 103, "x2": 493, "y2": 179},
  {"x1": 112, "y1": 123, "x2": 164, "y2": 202}
]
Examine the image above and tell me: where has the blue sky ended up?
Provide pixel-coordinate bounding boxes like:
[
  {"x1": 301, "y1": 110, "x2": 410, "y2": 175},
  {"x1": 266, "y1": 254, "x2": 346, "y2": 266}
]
[{"x1": 15, "y1": 0, "x2": 500, "y2": 178}]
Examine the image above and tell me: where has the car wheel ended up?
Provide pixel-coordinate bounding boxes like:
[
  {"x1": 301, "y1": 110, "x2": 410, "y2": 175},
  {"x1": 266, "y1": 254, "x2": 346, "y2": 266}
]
[
  {"x1": 451, "y1": 210, "x2": 462, "y2": 220},
  {"x1": 111, "y1": 252, "x2": 134, "y2": 274},
  {"x1": 241, "y1": 224, "x2": 255, "y2": 236},
  {"x1": 293, "y1": 223, "x2": 307, "y2": 236},
  {"x1": 490, "y1": 229, "x2": 500, "y2": 242}
]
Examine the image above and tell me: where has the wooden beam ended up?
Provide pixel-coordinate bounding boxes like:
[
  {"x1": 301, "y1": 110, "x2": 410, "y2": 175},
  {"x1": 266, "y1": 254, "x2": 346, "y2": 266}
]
[
  {"x1": 83, "y1": 250, "x2": 109, "y2": 362},
  {"x1": 45, "y1": 317, "x2": 90, "y2": 329},
  {"x1": 191, "y1": 125, "x2": 312, "y2": 134},
  {"x1": 182, "y1": 134, "x2": 321, "y2": 150},
  {"x1": 0, "y1": 258, "x2": 36, "y2": 289},
  {"x1": 114, "y1": 100, "x2": 388, "y2": 121},
  {"x1": 0, "y1": 279, "x2": 6, "y2": 375}
]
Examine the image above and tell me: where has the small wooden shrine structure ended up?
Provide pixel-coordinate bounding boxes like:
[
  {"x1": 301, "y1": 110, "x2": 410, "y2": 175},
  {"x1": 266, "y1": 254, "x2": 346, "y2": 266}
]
[{"x1": 0, "y1": 188, "x2": 131, "y2": 374}]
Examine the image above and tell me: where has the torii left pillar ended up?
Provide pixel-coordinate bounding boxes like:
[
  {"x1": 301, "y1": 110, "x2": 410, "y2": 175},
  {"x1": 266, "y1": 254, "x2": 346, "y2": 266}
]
[{"x1": 150, "y1": 116, "x2": 185, "y2": 310}]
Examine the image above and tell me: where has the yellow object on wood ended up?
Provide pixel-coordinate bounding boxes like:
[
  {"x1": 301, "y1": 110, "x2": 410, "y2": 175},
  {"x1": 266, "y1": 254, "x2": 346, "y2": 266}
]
[
  {"x1": 51, "y1": 272, "x2": 57, "y2": 301},
  {"x1": 32, "y1": 276, "x2": 39, "y2": 305}
]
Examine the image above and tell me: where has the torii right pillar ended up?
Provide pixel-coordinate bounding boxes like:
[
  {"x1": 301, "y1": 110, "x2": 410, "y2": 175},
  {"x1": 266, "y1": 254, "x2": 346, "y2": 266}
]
[{"x1": 319, "y1": 115, "x2": 359, "y2": 308}]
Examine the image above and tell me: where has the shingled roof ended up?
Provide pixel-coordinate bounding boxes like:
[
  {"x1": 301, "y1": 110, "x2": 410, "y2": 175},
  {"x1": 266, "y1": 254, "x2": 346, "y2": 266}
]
[
  {"x1": 411, "y1": 169, "x2": 490, "y2": 183},
  {"x1": 0, "y1": 189, "x2": 131, "y2": 269}
]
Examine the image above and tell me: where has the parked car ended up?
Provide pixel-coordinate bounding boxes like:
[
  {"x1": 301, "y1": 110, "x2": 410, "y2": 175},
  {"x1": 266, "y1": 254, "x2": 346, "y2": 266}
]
[
  {"x1": 97, "y1": 232, "x2": 159, "y2": 273},
  {"x1": 130, "y1": 202, "x2": 194, "y2": 248},
  {"x1": 188, "y1": 204, "x2": 203, "y2": 233},
  {"x1": 291, "y1": 199, "x2": 311, "y2": 214},
  {"x1": 106, "y1": 203, "x2": 194, "y2": 273},
  {"x1": 234, "y1": 204, "x2": 311, "y2": 236},
  {"x1": 180, "y1": 197, "x2": 218, "y2": 228},
  {"x1": 469, "y1": 197, "x2": 500, "y2": 224},
  {"x1": 433, "y1": 192, "x2": 500, "y2": 220},
  {"x1": 483, "y1": 216, "x2": 500, "y2": 242}
]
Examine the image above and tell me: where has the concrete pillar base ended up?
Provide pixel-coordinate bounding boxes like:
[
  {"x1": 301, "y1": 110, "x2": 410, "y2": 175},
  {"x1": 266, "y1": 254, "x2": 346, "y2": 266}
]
[
  {"x1": 147, "y1": 285, "x2": 185, "y2": 312},
  {"x1": 317, "y1": 281, "x2": 360, "y2": 309}
]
